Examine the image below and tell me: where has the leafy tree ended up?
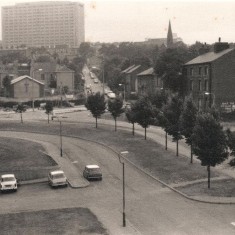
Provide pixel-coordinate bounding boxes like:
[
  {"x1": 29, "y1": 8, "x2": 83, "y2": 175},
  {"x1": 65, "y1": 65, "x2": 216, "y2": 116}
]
[
  {"x1": 180, "y1": 98, "x2": 198, "y2": 163},
  {"x1": 125, "y1": 106, "x2": 137, "y2": 136},
  {"x1": 2, "y1": 75, "x2": 11, "y2": 97},
  {"x1": 154, "y1": 46, "x2": 190, "y2": 96},
  {"x1": 34, "y1": 55, "x2": 51, "y2": 63},
  {"x1": 108, "y1": 97, "x2": 124, "y2": 131},
  {"x1": 132, "y1": 96, "x2": 154, "y2": 140},
  {"x1": 45, "y1": 101, "x2": 53, "y2": 123},
  {"x1": 225, "y1": 128, "x2": 235, "y2": 166},
  {"x1": 162, "y1": 95, "x2": 184, "y2": 156},
  {"x1": 79, "y1": 42, "x2": 95, "y2": 61},
  {"x1": 15, "y1": 103, "x2": 26, "y2": 123},
  {"x1": 85, "y1": 92, "x2": 106, "y2": 128},
  {"x1": 192, "y1": 113, "x2": 229, "y2": 188},
  {"x1": 149, "y1": 90, "x2": 169, "y2": 110}
]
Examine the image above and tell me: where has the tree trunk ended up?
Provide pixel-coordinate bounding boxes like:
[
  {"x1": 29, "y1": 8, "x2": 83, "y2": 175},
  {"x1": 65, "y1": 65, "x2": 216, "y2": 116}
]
[
  {"x1": 190, "y1": 145, "x2": 193, "y2": 163},
  {"x1": 144, "y1": 127, "x2": 146, "y2": 140},
  {"x1": 207, "y1": 165, "x2": 210, "y2": 189},
  {"x1": 132, "y1": 123, "x2": 135, "y2": 136},
  {"x1": 20, "y1": 113, "x2": 23, "y2": 124},
  {"x1": 176, "y1": 138, "x2": 179, "y2": 156},
  {"x1": 95, "y1": 117, "x2": 98, "y2": 128},
  {"x1": 165, "y1": 131, "x2": 168, "y2": 150}
]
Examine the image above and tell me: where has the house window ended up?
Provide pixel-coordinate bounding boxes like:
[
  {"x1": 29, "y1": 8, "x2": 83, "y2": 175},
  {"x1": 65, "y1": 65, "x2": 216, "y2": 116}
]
[
  {"x1": 24, "y1": 80, "x2": 29, "y2": 93},
  {"x1": 41, "y1": 74, "x2": 45, "y2": 80},
  {"x1": 189, "y1": 68, "x2": 194, "y2": 76},
  {"x1": 204, "y1": 79, "x2": 208, "y2": 91},
  {"x1": 190, "y1": 80, "x2": 193, "y2": 91},
  {"x1": 204, "y1": 66, "x2": 208, "y2": 75},
  {"x1": 199, "y1": 67, "x2": 202, "y2": 75},
  {"x1": 198, "y1": 80, "x2": 202, "y2": 91}
]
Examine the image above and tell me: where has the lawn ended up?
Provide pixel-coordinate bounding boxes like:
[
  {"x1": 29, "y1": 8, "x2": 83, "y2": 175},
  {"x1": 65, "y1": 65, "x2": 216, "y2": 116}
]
[
  {"x1": 0, "y1": 207, "x2": 108, "y2": 235},
  {"x1": 0, "y1": 137, "x2": 57, "y2": 181}
]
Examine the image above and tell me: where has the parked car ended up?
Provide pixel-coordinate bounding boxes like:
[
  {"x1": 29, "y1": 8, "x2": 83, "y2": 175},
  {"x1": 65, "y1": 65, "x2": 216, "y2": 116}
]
[
  {"x1": 48, "y1": 170, "x2": 68, "y2": 188},
  {"x1": 94, "y1": 78, "x2": 99, "y2": 83},
  {"x1": 83, "y1": 165, "x2": 102, "y2": 181},
  {"x1": 107, "y1": 92, "x2": 116, "y2": 99},
  {"x1": 0, "y1": 174, "x2": 18, "y2": 192}
]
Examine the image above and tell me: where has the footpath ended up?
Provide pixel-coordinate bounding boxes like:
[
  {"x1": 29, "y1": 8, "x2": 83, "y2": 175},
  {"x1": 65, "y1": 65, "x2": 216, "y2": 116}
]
[{"x1": 0, "y1": 107, "x2": 235, "y2": 204}]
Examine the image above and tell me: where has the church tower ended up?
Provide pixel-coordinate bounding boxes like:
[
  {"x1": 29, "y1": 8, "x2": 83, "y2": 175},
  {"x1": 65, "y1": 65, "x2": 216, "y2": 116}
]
[{"x1": 167, "y1": 20, "x2": 173, "y2": 48}]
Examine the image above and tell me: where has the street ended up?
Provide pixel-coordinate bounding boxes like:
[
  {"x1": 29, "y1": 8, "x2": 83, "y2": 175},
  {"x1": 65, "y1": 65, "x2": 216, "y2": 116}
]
[{"x1": 0, "y1": 131, "x2": 234, "y2": 235}]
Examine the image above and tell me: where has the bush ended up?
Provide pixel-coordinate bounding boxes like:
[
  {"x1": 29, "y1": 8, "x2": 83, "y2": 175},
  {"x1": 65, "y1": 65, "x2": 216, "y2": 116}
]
[{"x1": 229, "y1": 158, "x2": 235, "y2": 167}]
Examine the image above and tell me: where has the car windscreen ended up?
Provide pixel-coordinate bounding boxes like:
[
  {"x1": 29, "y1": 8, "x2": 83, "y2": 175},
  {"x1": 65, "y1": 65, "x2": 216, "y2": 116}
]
[
  {"x1": 52, "y1": 174, "x2": 65, "y2": 179},
  {"x1": 2, "y1": 177, "x2": 15, "y2": 182},
  {"x1": 88, "y1": 168, "x2": 101, "y2": 173}
]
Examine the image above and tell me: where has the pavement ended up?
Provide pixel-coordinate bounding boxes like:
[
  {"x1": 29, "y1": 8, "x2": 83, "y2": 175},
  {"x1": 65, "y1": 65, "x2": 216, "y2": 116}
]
[{"x1": 0, "y1": 106, "x2": 235, "y2": 204}]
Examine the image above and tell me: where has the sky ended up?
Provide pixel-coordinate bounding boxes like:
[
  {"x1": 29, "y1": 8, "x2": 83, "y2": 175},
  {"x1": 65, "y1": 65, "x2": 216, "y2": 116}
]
[{"x1": 1, "y1": 0, "x2": 235, "y2": 45}]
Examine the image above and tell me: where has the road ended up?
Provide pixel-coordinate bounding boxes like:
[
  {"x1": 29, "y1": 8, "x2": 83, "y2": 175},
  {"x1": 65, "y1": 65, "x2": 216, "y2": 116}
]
[{"x1": 0, "y1": 131, "x2": 234, "y2": 235}]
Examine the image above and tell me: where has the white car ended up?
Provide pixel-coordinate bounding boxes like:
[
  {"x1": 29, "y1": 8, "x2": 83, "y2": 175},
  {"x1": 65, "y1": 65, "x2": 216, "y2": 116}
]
[
  {"x1": 48, "y1": 170, "x2": 68, "y2": 188},
  {"x1": 107, "y1": 92, "x2": 116, "y2": 99},
  {"x1": 0, "y1": 174, "x2": 18, "y2": 192},
  {"x1": 94, "y1": 78, "x2": 99, "y2": 83}
]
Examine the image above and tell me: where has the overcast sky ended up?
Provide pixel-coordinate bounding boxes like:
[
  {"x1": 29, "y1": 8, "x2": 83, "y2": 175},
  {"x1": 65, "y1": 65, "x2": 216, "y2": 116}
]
[{"x1": 1, "y1": 0, "x2": 235, "y2": 45}]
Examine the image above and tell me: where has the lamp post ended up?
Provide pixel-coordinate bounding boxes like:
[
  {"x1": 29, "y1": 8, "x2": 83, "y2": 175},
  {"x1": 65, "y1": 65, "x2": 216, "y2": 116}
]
[
  {"x1": 119, "y1": 83, "x2": 126, "y2": 103},
  {"x1": 32, "y1": 68, "x2": 43, "y2": 111},
  {"x1": 118, "y1": 150, "x2": 128, "y2": 227}
]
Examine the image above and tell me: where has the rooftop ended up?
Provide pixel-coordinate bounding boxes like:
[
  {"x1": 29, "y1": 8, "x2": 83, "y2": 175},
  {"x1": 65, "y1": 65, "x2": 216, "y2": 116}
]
[
  {"x1": 185, "y1": 48, "x2": 234, "y2": 65},
  {"x1": 137, "y1": 67, "x2": 155, "y2": 76}
]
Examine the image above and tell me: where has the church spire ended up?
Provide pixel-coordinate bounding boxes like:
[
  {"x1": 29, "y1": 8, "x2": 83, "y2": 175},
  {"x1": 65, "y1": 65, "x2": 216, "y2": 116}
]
[{"x1": 167, "y1": 20, "x2": 173, "y2": 48}]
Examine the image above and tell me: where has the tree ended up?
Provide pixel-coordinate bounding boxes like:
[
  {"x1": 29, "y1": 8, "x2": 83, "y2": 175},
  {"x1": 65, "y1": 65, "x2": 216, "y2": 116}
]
[
  {"x1": 2, "y1": 76, "x2": 11, "y2": 97},
  {"x1": 85, "y1": 92, "x2": 106, "y2": 128},
  {"x1": 225, "y1": 128, "x2": 235, "y2": 166},
  {"x1": 192, "y1": 113, "x2": 229, "y2": 188},
  {"x1": 15, "y1": 103, "x2": 26, "y2": 123},
  {"x1": 125, "y1": 106, "x2": 137, "y2": 136},
  {"x1": 180, "y1": 98, "x2": 198, "y2": 163},
  {"x1": 78, "y1": 42, "x2": 95, "y2": 61},
  {"x1": 162, "y1": 95, "x2": 184, "y2": 156},
  {"x1": 45, "y1": 101, "x2": 53, "y2": 124},
  {"x1": 132, "y1": 96, "x2": 154, "y2": 140},
  {"x1": 108, "y1": 97, "x2": 124, "y2": 131},
  {"x1": 154, "y1": 46, "x2": 190, "y2": 96}
]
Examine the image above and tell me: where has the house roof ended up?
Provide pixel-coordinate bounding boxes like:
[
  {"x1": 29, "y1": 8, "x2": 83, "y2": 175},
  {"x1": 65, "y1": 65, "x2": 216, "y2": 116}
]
[
  {"x1": 185, "y1": 48, "x2": 234, "y2": 65},
  {"x1": 126, "y1": 65, "x2": 141, "y2": 74},
  {"x1": 11, "y1": 75, "x2": 44, "y2": 85},
  {"x1": 55, "y1": 65, "x2": 74, "y2": 72},
  {"x1": 121, "y1": 65, "x2": 136, "y2": 74},
  {"x1": 137, "y1": 67, "x2": 155, "y2": 76}
]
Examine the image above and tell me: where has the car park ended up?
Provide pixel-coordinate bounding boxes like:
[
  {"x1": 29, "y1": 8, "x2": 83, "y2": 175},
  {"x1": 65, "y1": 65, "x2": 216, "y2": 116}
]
[
  {"x1": 83, "y1": 165, "x2": 102, "y2": 181},
  {"x1": 0, "y1": 174, "x2": 18, "y2": 192},
  {"x1": 48, "y1": 170, "x2": 68, "y2": 188}
]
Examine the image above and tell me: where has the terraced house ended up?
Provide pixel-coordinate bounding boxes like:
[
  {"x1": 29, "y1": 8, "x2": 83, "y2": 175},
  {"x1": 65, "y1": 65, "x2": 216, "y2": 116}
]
[{"x1": 184, "y1": 39, "x2": 235, "y2": 112}]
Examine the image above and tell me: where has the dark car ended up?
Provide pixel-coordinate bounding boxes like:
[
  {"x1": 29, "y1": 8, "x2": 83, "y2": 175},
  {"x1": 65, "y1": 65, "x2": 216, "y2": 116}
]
[{"x1": 83, "y1": 165, "x2": 102, "y2": 181}]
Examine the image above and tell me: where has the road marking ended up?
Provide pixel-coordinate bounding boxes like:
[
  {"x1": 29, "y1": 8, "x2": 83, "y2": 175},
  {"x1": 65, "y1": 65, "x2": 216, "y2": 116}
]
[
  {"x1": 72, "y1": 161, "x2": 78, "y2": 164},
  {"x1": 231, "y1": 222, "x2": 235, "y2": 226}
]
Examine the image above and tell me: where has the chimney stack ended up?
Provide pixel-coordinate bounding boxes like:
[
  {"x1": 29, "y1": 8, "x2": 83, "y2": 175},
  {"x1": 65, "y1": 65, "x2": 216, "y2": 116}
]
[
  {"x1": 214, "y1": 38, "x2": 229, "y2": 53},
  {"x1": 219, "y1": 37, "x2": 221, "y2": 42}
]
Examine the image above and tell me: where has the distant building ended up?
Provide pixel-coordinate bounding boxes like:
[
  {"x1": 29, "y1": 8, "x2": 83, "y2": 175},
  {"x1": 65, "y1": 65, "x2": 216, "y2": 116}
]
[
  {"x1": 2, "y1": 1, "x2": 84, "y2": 48},
  {"x1": 10, "y1": 75, "x2": 44, "y2": 99},
  {"x1": 183, "y1": 39, "x2": 235, "y2": 112},
  {"x1": 31, "y1": 62, "x2": 75, "y2": 94},
  {"x1": 144, "y1": 20, "x2": 182, "y2": 47}
]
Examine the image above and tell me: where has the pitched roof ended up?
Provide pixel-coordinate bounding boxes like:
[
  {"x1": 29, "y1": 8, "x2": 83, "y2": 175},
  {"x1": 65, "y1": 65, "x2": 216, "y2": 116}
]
[
  {"x1": 137, "y1": 67, "x2": 155, "y2": 76},
  {"x1": 185, "y1": 48, "x2": 234, "y2": 65},
  {"x1": 121, "y1": 65, "x2": 136, "y2": 74},
  {"x1": 126, "y1": 65, "x2": 141, "y2": 74},
  {"x1": 11, "y1": 75, "x2": 44, "y2": 85},
  {"x1": 55, "y1": 65, "x2": 74, "y2": 72}
]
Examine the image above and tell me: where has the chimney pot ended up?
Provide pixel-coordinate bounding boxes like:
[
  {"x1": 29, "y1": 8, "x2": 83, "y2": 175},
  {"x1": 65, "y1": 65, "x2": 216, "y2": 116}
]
[{"x1": 219, "y1": 37, "x2": 221, "y2": 42}]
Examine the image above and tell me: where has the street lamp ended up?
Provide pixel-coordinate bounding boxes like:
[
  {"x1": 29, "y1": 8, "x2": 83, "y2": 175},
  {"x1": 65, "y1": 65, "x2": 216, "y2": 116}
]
[
  {"x1": 119, "y1": 83, "x2": 126, "y2": 103},
  {"x1": 118, "y1": 150, "x2": 129, "y2": 227},
  {"x1": 32, "y1": 68, "x2": 43, "y2": 111}
]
